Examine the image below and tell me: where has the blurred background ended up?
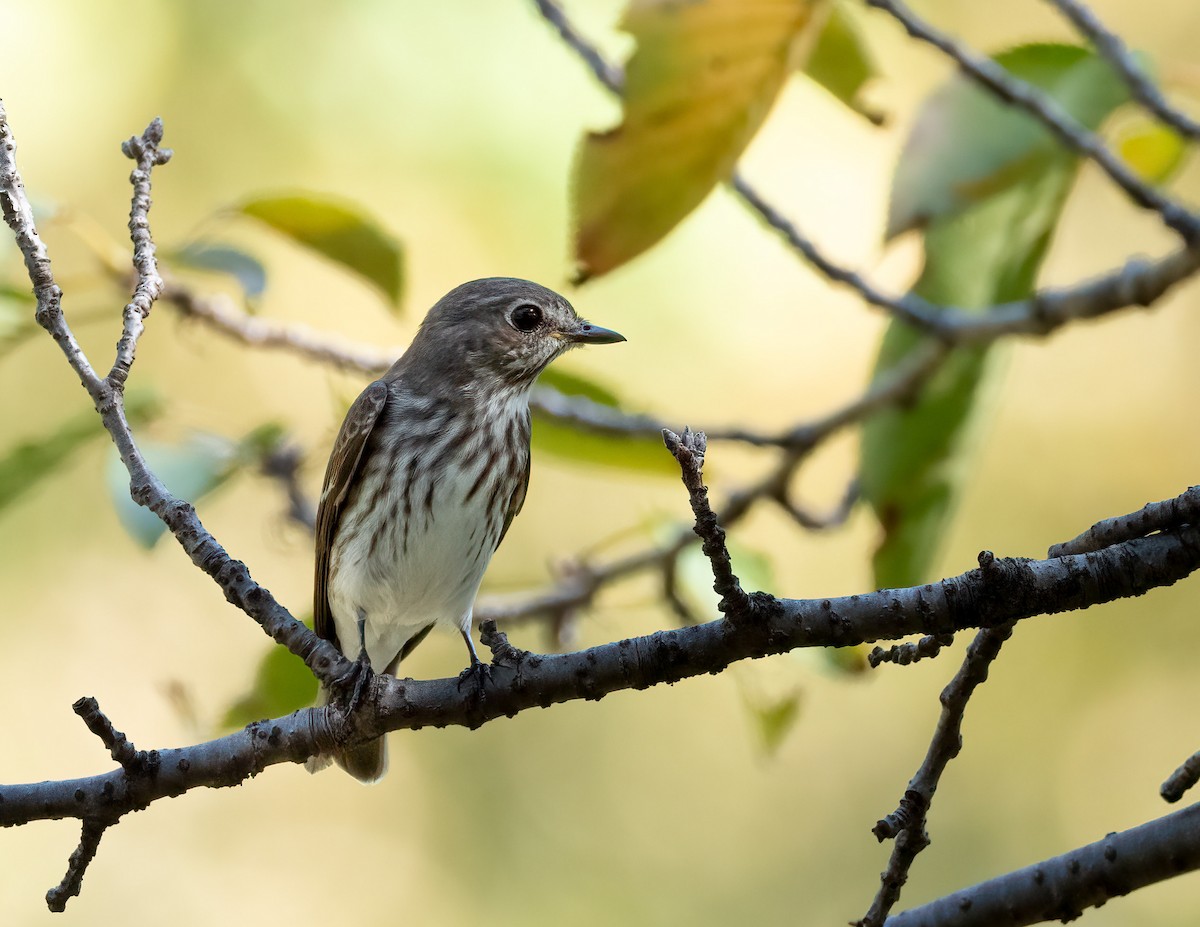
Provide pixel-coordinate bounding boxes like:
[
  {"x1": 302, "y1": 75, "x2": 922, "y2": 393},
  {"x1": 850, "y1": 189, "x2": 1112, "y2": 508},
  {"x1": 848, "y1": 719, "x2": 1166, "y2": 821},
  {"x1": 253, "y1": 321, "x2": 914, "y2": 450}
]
[{"x1": 2, "y1": 0, "x2": 1199, "y2": 923}]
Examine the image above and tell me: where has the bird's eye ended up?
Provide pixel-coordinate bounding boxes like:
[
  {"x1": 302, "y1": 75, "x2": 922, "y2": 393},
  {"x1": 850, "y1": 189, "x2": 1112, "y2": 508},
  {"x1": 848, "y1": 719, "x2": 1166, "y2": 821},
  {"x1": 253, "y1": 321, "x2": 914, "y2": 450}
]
[{"x1": 510, "y1": 303, "x2": 543, "y2": 333}]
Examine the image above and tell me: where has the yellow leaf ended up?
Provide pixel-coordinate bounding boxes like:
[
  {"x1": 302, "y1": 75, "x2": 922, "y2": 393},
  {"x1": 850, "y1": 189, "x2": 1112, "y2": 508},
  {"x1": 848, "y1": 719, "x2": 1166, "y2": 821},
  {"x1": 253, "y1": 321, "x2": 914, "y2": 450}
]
[
  {"x1": 1114, "y1": 117, "x2": 1188, "y2": 185},
  {"x1": 573, "y1": 0, "x2": 827, "y2": 280}
]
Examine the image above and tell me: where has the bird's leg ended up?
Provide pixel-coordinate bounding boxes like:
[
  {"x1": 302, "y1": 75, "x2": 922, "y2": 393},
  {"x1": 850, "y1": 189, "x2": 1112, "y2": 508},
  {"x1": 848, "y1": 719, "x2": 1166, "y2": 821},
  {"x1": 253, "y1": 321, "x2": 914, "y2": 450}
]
[
  {"x1": 456, "y1": 626, "x2": 491, "y2": 697},
  {"x1": 334, "y1": 607, "x2": 374, "y2": 715}
]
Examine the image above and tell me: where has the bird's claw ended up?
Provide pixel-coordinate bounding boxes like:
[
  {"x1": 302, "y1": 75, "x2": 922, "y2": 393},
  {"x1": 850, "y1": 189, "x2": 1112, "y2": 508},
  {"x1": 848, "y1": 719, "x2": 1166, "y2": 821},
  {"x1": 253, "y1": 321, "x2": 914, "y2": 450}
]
[
  {"x1": 456, "y1": 658, "x2": 491, "y2": 701},
  {"x1": 334, "y1": 650, "x2": 374, "y2": 716}
]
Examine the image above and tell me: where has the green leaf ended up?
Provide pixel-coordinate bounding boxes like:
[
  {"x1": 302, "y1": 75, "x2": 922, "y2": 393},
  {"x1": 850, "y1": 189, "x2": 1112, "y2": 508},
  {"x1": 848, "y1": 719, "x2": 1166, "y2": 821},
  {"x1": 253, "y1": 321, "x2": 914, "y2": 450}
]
[
  {"x1": 236, "y1": 193, "x2": 405, "y2": 309},
  {"x1": 573, "y1": 0, "x2": 827, "y2": 280},
  {"x1": 0, "y1": 415, "x2": 103, "y2": 514},
  {"x1": 171, "y1": 243, "x2": 268, "y2": 300},
  {"x1": 531, "y1": 414, "x2": 679, "y2": 476},
  {"x1": 887, "y1": 44, "x2": 1132, "y2": 239},
  {"x1": 0, "y1": 282, "x2": 34, "y2": 304},
  {"x1": 0, "y1": 282, "x2": 35, "y2": 354},
  {"x1": 818, "y1": 646, "x2": 868, "y2": 674},
  {"x1": 802, "y1": 1, "x2": 880, "y2": 122},
  {"x1": 539, "y1": 367, "x2": 621, "y2": 407},
  {"x1": 863, "y1": 45, "x2": 1132, "y2": 589},
  {"x1": 532, "y1": 367, "x2": 678, "y2": 476},
  {"x1": 0, "y1": 298, "x2": 28, "y2": 356},
  {"x1": 222, "y1": 641, "x2": 318, "y2": 729},
  {"x1": 0, "y1": 393, "x2": 159, "y2": 516},
  {"x1": 749, "y1": 690, "x2": 802, "y2": 757}
]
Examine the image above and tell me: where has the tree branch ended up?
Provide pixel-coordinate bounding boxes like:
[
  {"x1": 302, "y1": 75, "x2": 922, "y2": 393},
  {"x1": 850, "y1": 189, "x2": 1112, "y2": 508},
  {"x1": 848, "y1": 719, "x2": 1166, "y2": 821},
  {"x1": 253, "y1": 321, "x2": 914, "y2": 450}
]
[
  {"x1": 483, "y1": 341, "x2": 947, "y2": 628},
  {"x1": 662, "y1": 428, "x2": 755, "y2": 622},
  {"x1": 736, "y1": 175, "x2": 1200, "y2": 342},
  {"x1": 863, "y1": 0, "x2": 1200, "y2": 243},
  {"x1": 860, "y1": 613, "x2": 1016, "y2": 924},
  {"x1": 530, "y1": 0, "x2": 1200, "y2": 342},
  {"x1": 1044, "y1": 0, "x2": 1200, "y2": 141},
  {"x1": 107, "y1": 120, "x2": 171, "y2": 386},
  {"x1": 1049, "y1": 484, "x2": 1200, "y2": 557},
  {"x1": 1162, "y1": 750, "x2": 1200, "y2": 804},
  {"x1": 1, "y1": 522, "x2": 1196, "y2": 832},
  {"x1": 0, "y1": 102, "x2": 350, "y2": 708},
  {"x1": 886, "y1": 801, "x2": 1200, "y2": 926}
]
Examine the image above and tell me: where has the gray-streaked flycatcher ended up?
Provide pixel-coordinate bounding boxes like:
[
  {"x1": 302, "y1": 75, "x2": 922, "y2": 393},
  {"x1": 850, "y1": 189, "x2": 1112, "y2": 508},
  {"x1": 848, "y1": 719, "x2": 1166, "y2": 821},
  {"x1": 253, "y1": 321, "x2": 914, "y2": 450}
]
[{"x1": 306, "y1": 277, "x2": 624, "y2": 782}]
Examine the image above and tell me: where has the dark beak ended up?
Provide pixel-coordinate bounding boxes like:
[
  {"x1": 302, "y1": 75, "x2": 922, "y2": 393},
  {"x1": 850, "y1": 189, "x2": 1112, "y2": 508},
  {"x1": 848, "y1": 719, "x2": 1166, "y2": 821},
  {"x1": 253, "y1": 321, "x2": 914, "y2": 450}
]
[{"x1": 567, "y1": 321, "x2": 626, "y2": 345}]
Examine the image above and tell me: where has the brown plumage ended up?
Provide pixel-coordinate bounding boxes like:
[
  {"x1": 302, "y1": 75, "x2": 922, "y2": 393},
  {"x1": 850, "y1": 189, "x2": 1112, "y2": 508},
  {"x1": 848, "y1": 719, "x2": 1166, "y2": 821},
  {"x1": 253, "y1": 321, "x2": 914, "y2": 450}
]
[{"x1": 308, "y1": 277, "x2": 624, "y2": 782}]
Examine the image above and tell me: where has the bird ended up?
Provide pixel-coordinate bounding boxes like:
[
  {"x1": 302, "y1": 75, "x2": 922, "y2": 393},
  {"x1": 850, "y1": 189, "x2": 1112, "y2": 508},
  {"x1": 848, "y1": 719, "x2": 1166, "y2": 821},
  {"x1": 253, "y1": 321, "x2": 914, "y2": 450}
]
[{"x1": 307, "y1": 277, "x2": 624, "y2": 782}]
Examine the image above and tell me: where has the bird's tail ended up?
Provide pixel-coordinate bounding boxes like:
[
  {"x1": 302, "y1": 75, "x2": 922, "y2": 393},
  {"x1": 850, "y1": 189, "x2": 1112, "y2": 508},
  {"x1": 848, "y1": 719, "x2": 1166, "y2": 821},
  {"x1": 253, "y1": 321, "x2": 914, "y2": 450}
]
[{"x1": 304, "y1": 687, "x2": 388, "y2": 784}]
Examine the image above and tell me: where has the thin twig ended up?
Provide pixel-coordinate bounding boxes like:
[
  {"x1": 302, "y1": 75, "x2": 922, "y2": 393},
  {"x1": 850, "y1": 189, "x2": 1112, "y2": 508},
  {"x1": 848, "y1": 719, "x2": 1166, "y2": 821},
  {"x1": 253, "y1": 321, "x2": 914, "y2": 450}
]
[
  {"x1": 1050, "y1": 484, "x2": 1200, "y2": 556},
  {"x1": 859, "y1": 564, "x2": 1016, "y2": 927},
  {"x1": 864, "y1": 0, "x2": 1200, "y2": 242},
  {"x1": 862, "y1": 628, "x2": 1017, "y2": 924},
  {"x1": 662, "y1": 428, "x2": 755, "y2": 621},
  {"x1": 484, "y1": 343, "x2": 948, "y2": 628},
  {"x1": 736, "y1": 176, "x2": 1200, "y2": 342},
  {"x1": 730, "y1": 175, "x2": 947, "y2": 335},
  {"x1": 45, "y1": 819, "x2": 107, "y2": 913},
  {"x1": 529, "y1": 0, "x2": 623, "y2": 94},
  {"x1": 528, "y1": 0, "x2": 1200, "y2": 340},
  {"x1": 259, "y1": 439, "x2": 318, "y2": 531},
  {"x1": 1162, "y1": 749, "x2": 1200, "y2": 803},
  {"x1": 108, "y1": 120, "x2": 171, "y2": 386},
  {"x1": 1044, "y1": 0, "x2": 1200, "y2": 140},
  {"x1": 868, "y1": 632, "x2": 955, "y2": 668},
  {"x1": 164, "y1": 281, "x2": 395, "y2": 373},
  {"x1": 0, "y1": 103, "x2": 348, "y2": 693},
  {"x1": 773, "y1": 477, "x2": 860, "y2": 531},
  {"x1": 72, "y1": 697, "x2": 149, "y2": 775}
]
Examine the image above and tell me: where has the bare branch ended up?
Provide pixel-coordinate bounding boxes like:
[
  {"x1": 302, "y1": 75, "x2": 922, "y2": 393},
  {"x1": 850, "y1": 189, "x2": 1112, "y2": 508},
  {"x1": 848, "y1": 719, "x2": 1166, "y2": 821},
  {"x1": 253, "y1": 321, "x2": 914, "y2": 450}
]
[
  {"x1": 1044, "y1": 0, "x2": 1200, "y2": 140},
  {"x1": 0, "y1": 103, "x2": 350, "y2": 696},
  {"x1": 863, "y1": 0, "x2": 1200, "y2": 242},
  {"x1": 0, "y1": 100, "x2": 94, "y2": 390},
  {"x1": 489, "y1": 342, "x2": 947, "y2": 628},
  {"x1": 529, "y1": 1, "x2": 1200, "y2": 341},
  {"x1": 1050, "y1": 484, "x2": 1200, "y2": 556},
  {"x1": 1161, "y1": 749, "x2": 1200, "y2": 804},
  {"x1": 529, "y1": 0, "x2": 623, "y2": 94},
  {"x1": 73, "y1": 696, "x2": 150, "y2": 775},
  {"x1": 107, "y1": 120, "x2": 171, "y2": 386},
  {"x1": 45, "y1": 819, "x2": 107, "y2": 913},
  {"x1": 259, "y1": 439, "x2": 318, "y2": 532},
  {"x1": 662, "y1": 428, "x2": 755, "y2": 622},
  {"x1": 860, "y1": 609, "x2": 1016, "y2": 925},
  {"x1": 163, "y1": 281, "x2": 394, "y2": 374},
  {"x1": 2, "y1": 519, "x2": 1197, "y2": 833},
  {"x1": 886, "y1": 801, "x2": 1200, "y2": 926},
  {"x1": 737, "y1": 173, "x2": 1200, "y2": 342},
  {"x1": 730, "y1": 174, "x2": 949, "y2": 336},
  {"x1": 868, "y1": 632, "x2": 955, "y2": 668},
  {"x1": 773, "y1": 477, "x2": 859, "y2": 531}
]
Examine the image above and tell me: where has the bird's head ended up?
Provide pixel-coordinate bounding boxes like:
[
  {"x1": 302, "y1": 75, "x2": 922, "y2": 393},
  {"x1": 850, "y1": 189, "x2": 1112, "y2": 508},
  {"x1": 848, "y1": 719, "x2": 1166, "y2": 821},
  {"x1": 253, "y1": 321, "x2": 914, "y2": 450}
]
[{"x1": 400, "y1": 277, "x2": 625, "y2": 393}]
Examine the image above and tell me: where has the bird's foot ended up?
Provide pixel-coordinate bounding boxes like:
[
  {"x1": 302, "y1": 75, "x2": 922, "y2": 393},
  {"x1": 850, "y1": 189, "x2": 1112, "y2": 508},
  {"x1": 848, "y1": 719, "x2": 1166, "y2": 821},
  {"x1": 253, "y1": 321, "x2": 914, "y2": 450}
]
[
  {"x1": 333, "y1": 649, "x2": 374, "y2": 716},
  {"x1": 456, "y1": 656, "x2": 491, "y2": 703}
]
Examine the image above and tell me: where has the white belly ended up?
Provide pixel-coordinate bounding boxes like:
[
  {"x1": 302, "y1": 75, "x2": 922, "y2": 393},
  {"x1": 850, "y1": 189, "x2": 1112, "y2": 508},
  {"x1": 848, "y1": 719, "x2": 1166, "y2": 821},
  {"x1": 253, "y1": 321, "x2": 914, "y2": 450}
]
[{"x1": 326, "y1": 414, "x2": 518, "y2": 672}]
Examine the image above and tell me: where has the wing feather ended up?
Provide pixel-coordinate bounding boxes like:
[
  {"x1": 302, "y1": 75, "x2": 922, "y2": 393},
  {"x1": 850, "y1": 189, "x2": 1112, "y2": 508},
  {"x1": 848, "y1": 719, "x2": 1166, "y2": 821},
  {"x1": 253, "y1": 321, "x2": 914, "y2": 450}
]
[
  {"x1": 496, "y1": 444, "x2": 530, "y2": 549},
  {"x1": 313, "y1": 380, "x2": 391, "y2": 651}
]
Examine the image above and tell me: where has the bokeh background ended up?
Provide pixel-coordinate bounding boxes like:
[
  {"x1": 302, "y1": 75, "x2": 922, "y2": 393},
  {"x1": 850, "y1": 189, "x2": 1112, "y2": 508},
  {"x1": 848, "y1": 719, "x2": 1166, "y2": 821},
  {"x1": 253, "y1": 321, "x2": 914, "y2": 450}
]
[{"x1": 2, "y1": 0, "x2": 1200, "y2": 923}]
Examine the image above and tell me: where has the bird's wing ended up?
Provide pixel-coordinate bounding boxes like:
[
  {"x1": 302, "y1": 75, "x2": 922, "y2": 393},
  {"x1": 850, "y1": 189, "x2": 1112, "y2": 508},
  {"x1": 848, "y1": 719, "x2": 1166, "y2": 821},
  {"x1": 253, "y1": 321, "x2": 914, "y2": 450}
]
[
  {"x1": 313, "y1": 379, "x2": 391, "y2": 651},
  {"x1": 495, "y1": 432, "x2": 531, "y2": 550}
]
